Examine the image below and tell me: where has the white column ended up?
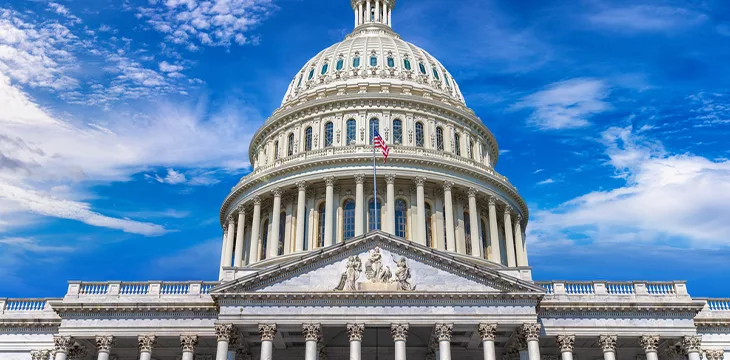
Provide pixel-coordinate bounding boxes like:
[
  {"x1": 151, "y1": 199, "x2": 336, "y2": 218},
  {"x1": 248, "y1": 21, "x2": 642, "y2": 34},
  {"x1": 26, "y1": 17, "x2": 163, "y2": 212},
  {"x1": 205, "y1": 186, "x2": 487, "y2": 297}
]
[
  {"x1": 521, "y1": 323, "x2": 541, "y2": 360},
  {"x1": 557, "y1": 335, "x2": 575, "y2": 360},
  {"x1": 391, "y1": 324, "x2": 408, "y2": 360},
  {"x1": 224, "y1": 216, "x2": 236, "y2": 266},
  {"x1": 467, "y1": 188, "x2": 482, "y2": 258},
  {"x1": 435, "y1": 323, "x2": 453, "y2": 360},
  {"x1": 375, "y1": 0, "x2": 380, "y2": 22},
  {"x1": 138, "y1": 336, "x2": 157, "y2": 360},
  {"x1": 303, "y1": 324, "x2": 321, "y2": 360},
  {"x1": 215, "y1": 324, "x2": 234, "y2": 360},
  {"x1": 388, "y1": 7, "x2": 392, "y2": 26},
  {"x1": 683, "y1": 336, "x2": 702, "y2": 360},
  {"x1": 504, "y1": 208, "x2": 516, "y2": 267},
  {"x1": 234, "y1": 208, "x2": 246, "y2": 267},
  {"x1": 479, "y1": 324, "x2": 497, "y2": 360},
  {"x1": 53, "y1": 336, "x2": 72, "y2": 360},
  {"x1": 641, "y1": 335, "x2": 660, "y2": 360},
  {"x1": 443, "y1": 181, "x2": 456, "y2": 252},
  {"x1": 358, "y1": 2, "x2": 363, "y2": 26},
  {"x1": 598, "y1": 335, "x2": 617, "y2": 360},
  {"x1": 514, "y1": 215, "x2": 527, "y2": 266},
  {"x1": 488, "y1": 197, "x2": 501, "y2": 263},
  {"x1": 259, "y1": 324, "x2": 277, "y2": 360},
  {"x1": 366, "y1": 0, "x2": 371, "y2": 23},
  {"x1": 249, "y1": 196, "x2": 262, "y2": 263},
  {"x1": 324, "y1": 176, "x2": 335, "y2": 246},
  {"x1": 355, "y1": 174, "x2": 365, "y2": 236},
  {"x1": 348, "y1": 324, "x2": 364, "y2": 360},
  {"x1": 386, "y1": 174, "x2": 396, "y2": 235},
  {"x1": 455, "y1": 200, "x2": 466, "y2": 254},
  {"x1": 415, "y1": 177, "x2": 426, "y2": 246},
  {"x1": 295, "y1": 181, "x2": 307, "y2": 252},
  {"x1": 95, "y1": 336, "x2": 114, "y2": 360},
  {"x1": 269, "y1": 188, "x2": 282, "y2": 259},
  {"x1": 180, "y1": 335, "x2": 198, "y2": 360}
]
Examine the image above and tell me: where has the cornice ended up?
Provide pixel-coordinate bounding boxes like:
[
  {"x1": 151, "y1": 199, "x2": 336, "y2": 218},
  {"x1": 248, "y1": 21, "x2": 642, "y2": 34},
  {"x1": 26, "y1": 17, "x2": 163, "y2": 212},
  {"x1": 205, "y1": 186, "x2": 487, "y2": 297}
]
[
  {"x1": 51, "y1": 302, "x2": 217, "y2": 315},
  {"x1": 539, "y1": 302, "x2": 705, "y2": 314},
  {"x1": 250, "y1": 94, "x2": 499, "y2": 165},
  {"x1": 220, "y1": 155, "x2": 528, "y2": 225},
  {"x1": 0, "y1": 320, "x2": 60, "y2": 330},
  {"x1": 217, "y1": 292, "x2": 541, "y2": 303}
]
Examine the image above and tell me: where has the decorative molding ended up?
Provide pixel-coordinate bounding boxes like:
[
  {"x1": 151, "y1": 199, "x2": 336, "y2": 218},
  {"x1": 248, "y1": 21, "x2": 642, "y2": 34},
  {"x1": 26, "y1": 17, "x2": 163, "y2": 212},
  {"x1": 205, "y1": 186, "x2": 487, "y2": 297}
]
[
  {"x1": 180, "y1": 335, "x2": 199, "y2": 353},
  {"x1": 324, "y1": 176, "x2": 336, "y2": 186},
  {"x1": 96, "y1": 335, "x2": 115, "y2": 353},
  {"x1": 296, "y1": 181, "x2": 307, "y2": 191},
  {"x1": 271, "y1": 188, "x2": 283, "y2": 197},
  {"x1": 258, "y1": 324, "x2": 277, "y2": 341},
  {"x1": 640, "y1": 335, "x2": 660, "y2": 353},
  {"x1": 443, "y1": 181, "x2": 453, "y2": 192},
  {"x1": 138, "y1": 335, "x2": 157, "y2": 353},
  {"x1": 302, "y1": 323, "x2": 322, "y2": 342},
  {"x1": 598, "y1": 335, "x2": 617, "y2": 352},
  {"x1": 520, "y1": 323, "x2": 541, "y2": 342},
  {"x1": 468, "y1": 187, "x2": 477, "y2": 197},
  {"x1": 682, "y1": 335, "x2": 702, "y2": 353},
  {"x1": 53, "y1": 336, "x2": 73, "y2": 354},
  {"x1": 385, "y1": 174, "x2": 396, "y2": 184},
  {"x1": 557, "y1": 335, "x2": 575, "y2": 353},
  {"x1": 391, "y1": 323, "x2": 409, "y2": 341},
  {"x1": 488, "y1": 196, "x2": 497, "y2": 207},
  {"x1": 478, "y1": 323, "x2": 497, "y2": 341},
  {"x1": 705, "y1": 350, "x2": 725, "y2": 360},
  {"x1": 414, "y1": 176, "x2": 426, "y2": 187},
  {"x1": 347, "y1": 324, "x2": 364, "y2": 342},
  {"x1": 354, "y1": 174, "x2": 366, "y2": 184}
]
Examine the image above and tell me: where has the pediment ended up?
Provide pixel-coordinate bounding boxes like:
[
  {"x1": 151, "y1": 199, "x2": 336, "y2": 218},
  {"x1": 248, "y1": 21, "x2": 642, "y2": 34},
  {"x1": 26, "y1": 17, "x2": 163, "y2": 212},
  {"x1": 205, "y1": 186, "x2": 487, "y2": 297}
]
[{"x1": 212, "y1": 232, "x2": 544, "y2": 297}]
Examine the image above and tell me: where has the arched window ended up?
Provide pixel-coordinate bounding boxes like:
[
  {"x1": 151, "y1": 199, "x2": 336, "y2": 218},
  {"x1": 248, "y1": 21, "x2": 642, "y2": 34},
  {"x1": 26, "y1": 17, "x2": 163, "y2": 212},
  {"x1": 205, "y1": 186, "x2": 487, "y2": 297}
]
[
  {"x1": 308, "y1": 68, "x2": 315, "y2": 80},
  {"x1": 346, "y1": 119, "x2": 356, "y2": 145},
  {"x1": 403, "y1": 58, "x2": 412, "y2": 71},
  {"x1": 317, "y1": 203, "x2": 326, "y2": 248},
  {"x1": 336, "y1": 58, "x2": 344, "y2": 71},
  {"x1": 444, "y1": 74, "x2": 451, "y2": 87},
  {"x1": 261, "y1": 219, "x2": 269, "y2": 260},
  {"x1": 353, "y1": 55, "x2": 361, "y2": 68},
  {"x1": 369, "y1": 118, "x2": 379, "y2": 144},
  {"x1": 343, "y1": 199, "x2": 356, "y2": 240},
  {"x1": 387, "y1": 56, "x2": 395, "y2": 68},
  {"x1": 454, "y1": 133, "x2": 461, "y2": 156},
  {"x1": 464, "y1": 212, "x2": 472, "y2": 255},
  {"x1": 436, "y1": 127, "x2": 444, "y2": 151},
  {"x1": 432, "y1": 68, "x2": 440, "y2": 80},
  {"x1": 305, "y1": 127, "x2": 313, "y2": 151},
  {"x1": 321, "y1": 63, "x2": 329, "y2": 75},
  {"x1": 419, "y1": 62, "x2": 427, "y2": 74},
  {"x1": 415, "y1": 122, "x2": 425, "y2": 147},
  {"x1": 287, "y1": 133, "x2": 295, "y2": 156},
  {"x1": 395, "y1": 199, "x2": 408, "y2": 238},
  {"x1": 324, "y1": 122, "x2": 334, "y2": 148},
  {"x1": 274, "y1": 141, "x2": 279, "y2": 160},
  {"x1": 278, "y1": 212, "x2": 286, "y2": 255},
  {"x1": 425, "y1": 203, "x2": 433, "y2": 247},
  {"x1": 369, "y1": 55, "x2": 377, "y2": 67},
  {"x1": 480, "y1": 219, "x2": 489, "y2": 259},
  {"x1": 368, "y1": 198, "x2": 381, "y2": 231},
  {"x1": 297, "y1": 74, "x2": 303, "y2": 87},
  {"x1": 392, "y1": 119, "x2": 403, "y2": 145}
]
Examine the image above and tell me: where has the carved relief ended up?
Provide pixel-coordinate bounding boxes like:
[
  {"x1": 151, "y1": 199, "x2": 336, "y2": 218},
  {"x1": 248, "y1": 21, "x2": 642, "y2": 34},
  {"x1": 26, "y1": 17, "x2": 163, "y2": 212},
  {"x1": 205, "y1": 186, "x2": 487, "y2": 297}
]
[
  {"x1": 258, "y1": 324, "x2": 277, "y2": 341},
  {"x1": 640, "y1": 335, "x2": 660, "y2": 352},
  {"x1": 334, "y1": 256, "x2": 362, "y2": 291},
  {"x1": 333, "y1": 247, "x2": 416, "y2": 291},
  {"x1": 394, "y1": 256, "x2": 415, "y2": 291},
  {"x1": 598, "y1": 335, "x2": 617, "y2": 352},
  {"x1": 391, "y1": 324, "x2": 409, "y2": 341}
]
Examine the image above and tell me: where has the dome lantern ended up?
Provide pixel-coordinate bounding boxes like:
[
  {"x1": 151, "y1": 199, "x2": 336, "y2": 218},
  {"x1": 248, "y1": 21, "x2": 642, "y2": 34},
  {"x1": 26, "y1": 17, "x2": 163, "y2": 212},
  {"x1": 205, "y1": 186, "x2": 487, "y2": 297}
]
[{"x1": 351, "y1": 0, "x2": 396, "y2": 29}]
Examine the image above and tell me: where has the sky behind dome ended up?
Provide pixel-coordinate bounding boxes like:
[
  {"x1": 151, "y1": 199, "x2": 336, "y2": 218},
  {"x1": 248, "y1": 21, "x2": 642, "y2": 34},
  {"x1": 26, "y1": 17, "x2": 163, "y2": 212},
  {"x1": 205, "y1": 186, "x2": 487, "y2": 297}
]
[{"x1": 1, "y1": 0, "x2": 729, "y2": 297}]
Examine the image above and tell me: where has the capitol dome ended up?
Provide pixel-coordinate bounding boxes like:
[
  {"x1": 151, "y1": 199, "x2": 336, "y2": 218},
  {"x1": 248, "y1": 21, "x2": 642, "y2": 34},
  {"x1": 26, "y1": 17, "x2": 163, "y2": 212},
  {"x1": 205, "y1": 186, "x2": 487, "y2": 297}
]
[
  {"x1": 281, "y1": 23, "x2": 466, "y2": 106},
  {"x1": 217, "y1": 0, "x2": 530, "y2": 277}
]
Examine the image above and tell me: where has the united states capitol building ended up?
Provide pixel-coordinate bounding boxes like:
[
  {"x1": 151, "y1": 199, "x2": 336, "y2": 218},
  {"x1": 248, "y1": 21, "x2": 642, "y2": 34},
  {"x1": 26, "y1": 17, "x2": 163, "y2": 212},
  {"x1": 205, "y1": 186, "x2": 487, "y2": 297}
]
[{"x1": 2, "y1": 1, "x2": 729, "y2": 360}]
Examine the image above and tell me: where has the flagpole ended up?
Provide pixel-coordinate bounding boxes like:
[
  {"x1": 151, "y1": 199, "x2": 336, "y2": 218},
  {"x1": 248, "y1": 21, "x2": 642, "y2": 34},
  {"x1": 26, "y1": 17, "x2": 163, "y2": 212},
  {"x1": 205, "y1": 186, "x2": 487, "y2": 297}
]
[{"x1": 372, "y1": 121, "x2": 378, "y2": 232}]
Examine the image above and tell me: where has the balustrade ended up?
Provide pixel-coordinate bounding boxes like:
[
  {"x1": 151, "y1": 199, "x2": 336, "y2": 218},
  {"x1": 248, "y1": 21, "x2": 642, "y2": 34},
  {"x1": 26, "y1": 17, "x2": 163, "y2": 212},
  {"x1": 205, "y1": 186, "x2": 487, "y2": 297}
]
[
  {"x1": 534, "y1": 281, "x2": 681, "y2": 297},
  {"x1": 706, "y1": 299, "x2": 730, "y2": 311},
  {"x1": 67, "y1": 281, "x2": 218, "y2": 297},
  {"x1": 3, "y1": 299, "x2": 46, "y2": 311}
]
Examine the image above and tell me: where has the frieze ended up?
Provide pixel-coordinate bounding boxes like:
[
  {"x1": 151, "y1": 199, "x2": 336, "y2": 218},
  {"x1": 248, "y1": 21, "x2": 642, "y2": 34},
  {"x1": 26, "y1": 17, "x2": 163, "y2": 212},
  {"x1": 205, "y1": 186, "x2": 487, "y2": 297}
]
[{"x1": 333, "y1": 247, "x2": 415, "y2": 292}]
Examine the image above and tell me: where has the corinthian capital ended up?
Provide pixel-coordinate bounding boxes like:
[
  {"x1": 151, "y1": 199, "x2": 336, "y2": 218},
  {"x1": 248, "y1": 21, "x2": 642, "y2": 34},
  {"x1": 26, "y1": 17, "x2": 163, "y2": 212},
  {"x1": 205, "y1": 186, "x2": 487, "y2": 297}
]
[
  {"x1": 30, "y1": 351, "x2": 47, "y2": 360},
  {"x1": 302, "y1": 323, "x2": 322, "y2": 342},
  {"x1": 468, "y1": 187, "x2": 478, "y2": 197},
  {"x1": 391, "y1": 323, "x2": 409, "y2": 341},
  {"x1": 705, "y1": 350, "x2": 725, "y2": 360},
  {"x1": 598, "y1": 335, "x2": 617, "y2": 352},
  {"x1": 347, "y1": 324, "x2": 365, "y2": 342},
  {"x1": 385, "y1": 174, "x2": 396, "y2": 184},
  {"x1": 296, "y1": 181, "x2": 307, "y2": 191},
  {"x1": 442, "y1": 181, "x2": 454, "y2": 192},
  {"x1": 324, "y1": 176, "x2": 336, "y2": 186},
  {"x1": 682, "y1": 335, "x2": 702, "y2": 353},
  {"x1": 434, "y1": 323, "x2": 453, "y2": 342},
  {"x1": 96, "y1": 335, "x2": 115, "y2": 353},
  {"x1": 488, "y1": 196, "x2": 497, "y2": 207},
  {"x1": 271, "y1": 188, "x2": 282, "y2": 197},
  {"x1": 180, "y1": 335, "x2": 199, "y2": 353},
  {"x1": 53, "y1": 336, "x2": 73, "y2": 354},
  {"x1": 414, "y1": 176, "x2": 426, "y2": 187},
  {"x1": 478, "y1": 323, "x2": 497, "y2": 341},
  {"x1": 215, "y1": 324, "x2": 235, "y2": 342},
  {"x1": 138, "y1": 335, "x2": 157, "y2": 353},
  {"x1": 354, "y1": 174, "x2": 366, "y2": 184},
  {"x1": 253, "y1": 195, "x2": 262, "y2": 205},
  {"x1": 640, "y1": 335, "x2": 660, "y2": 352},
  {"x1": 259, "y1": 324, "x2": 278, "y2": 341},
  {"x1": 557, "y1": 335, "x2": 575, "y2": 353},
  {"x1": 520, "y1": 323, "x2": 541, "y2": 342}
]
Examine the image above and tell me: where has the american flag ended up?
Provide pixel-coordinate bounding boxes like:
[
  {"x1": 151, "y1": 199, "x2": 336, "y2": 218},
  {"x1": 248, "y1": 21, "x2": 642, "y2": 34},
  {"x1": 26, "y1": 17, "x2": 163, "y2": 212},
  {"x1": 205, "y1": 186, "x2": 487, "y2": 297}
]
[{"x1": 373, "y1": 129, "x2": 390, "y2": 163}]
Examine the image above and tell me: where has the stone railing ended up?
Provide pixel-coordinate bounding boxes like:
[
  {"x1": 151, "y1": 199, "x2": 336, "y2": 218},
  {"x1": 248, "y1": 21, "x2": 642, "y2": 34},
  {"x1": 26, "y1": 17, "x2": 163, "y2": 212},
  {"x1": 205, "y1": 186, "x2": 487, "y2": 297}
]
[
  {"x1": 534, "y1": 281, "x2": 687, "y2": 296},
  {"x1": 702, "y1": 298, "x2": 730, "y2": 311},
  {"x1": 246, "y1": 145, "x2": 509, "y2": 184},
  {"x1": 0, "y1": 298, "x2": 49, "y2": 313},
  {"x1": 67, "y1": 281, "x2": 218, "y2": 298}
]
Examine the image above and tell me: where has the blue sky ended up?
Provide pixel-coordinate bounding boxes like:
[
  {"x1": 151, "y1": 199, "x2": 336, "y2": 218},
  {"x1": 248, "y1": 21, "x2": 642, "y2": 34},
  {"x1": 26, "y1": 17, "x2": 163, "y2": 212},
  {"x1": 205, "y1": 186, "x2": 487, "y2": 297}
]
[{"x1": 1, "y1": 0, "x2": 729, "y2": 298}]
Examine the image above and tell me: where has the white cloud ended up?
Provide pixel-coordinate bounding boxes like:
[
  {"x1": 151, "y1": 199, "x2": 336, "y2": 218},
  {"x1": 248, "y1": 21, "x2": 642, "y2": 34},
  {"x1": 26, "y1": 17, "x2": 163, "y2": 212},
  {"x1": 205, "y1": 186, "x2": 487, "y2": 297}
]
[
  {"x1": 47, "y1": 2, "x2": 82, "y2": 25},
  {"x1": 533, "y1": 169, "x2": 544, "y2": 174},
  {"x1": 515, "y1": 78, "x2": 610, "y2": 130},
  {"x1": 159, "y1": 61, "x2": 184, "y2": 73},
  {"x1": 537, "y1": 178, "x2": 555, "y2": 185},
  {"x1": 147, "y1": 168, "x2": 187, "y2": 184},
  {"x1": 137, "y1": 0, "x2": 275, "y2": 49},
  {"x1": 589, "y1": 6, "x2": 708, "y2": 33},
  {"x1": 0, "y1": 237, "x2": 74, "y2": 253},
  {"x1": 529, "y1": 126, "x2": 730, "y2": 249}
]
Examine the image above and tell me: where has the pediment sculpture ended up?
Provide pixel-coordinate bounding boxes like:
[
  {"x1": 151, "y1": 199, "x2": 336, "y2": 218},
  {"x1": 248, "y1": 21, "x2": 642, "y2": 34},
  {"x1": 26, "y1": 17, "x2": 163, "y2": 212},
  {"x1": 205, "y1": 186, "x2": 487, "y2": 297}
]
[{"x1": 334, "y1": 247, "x2": 415, "y2": 291}]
